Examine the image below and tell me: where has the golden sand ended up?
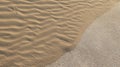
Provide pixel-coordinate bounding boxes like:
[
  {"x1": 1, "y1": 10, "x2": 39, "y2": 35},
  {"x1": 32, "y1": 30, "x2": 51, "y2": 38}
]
[{"x1": 0, "y1": 0, "x2": 119, "y2": 67}]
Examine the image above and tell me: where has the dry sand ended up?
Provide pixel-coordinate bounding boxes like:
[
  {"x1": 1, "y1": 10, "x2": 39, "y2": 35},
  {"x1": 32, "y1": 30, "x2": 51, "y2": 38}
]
[
  {"x1": 0, "y1": 0, "x2": 119, "y2": 67},
  {"x1": 47, "y1": 2, "x2": 120, "y2": 67}
]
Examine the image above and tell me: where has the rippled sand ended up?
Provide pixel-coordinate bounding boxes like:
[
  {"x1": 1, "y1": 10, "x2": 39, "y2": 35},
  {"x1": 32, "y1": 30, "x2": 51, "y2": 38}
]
[{"x1": 0, "y1": 0, "x2": 119, "y2": 67}]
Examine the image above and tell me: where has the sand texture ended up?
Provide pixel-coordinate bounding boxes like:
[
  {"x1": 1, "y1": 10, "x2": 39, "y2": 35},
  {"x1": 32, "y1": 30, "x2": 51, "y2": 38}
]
[
  {"x1": 0, "y1": 0, "x2": 119, "y2": 67},
  {"x1": 47, "y1": 2, "x2": 120, "y2": 67}
]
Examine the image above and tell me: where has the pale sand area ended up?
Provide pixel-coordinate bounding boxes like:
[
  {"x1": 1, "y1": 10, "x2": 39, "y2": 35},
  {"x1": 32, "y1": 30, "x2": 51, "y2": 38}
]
[
  {"x1": 0, "y1": 0, "x2": 119, "y2": 67},
  {"x1": 47, "y1": 2, "x2": 120, "y2": 67}
]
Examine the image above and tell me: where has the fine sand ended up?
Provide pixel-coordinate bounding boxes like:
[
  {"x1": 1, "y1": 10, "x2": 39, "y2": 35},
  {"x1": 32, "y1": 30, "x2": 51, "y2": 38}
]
[
  {"x1": 47, "y1": 2, "x2": 120, "y2": 67},
  {"x1": 0, "y1": 0, "x2": 119, "y2": 67}
]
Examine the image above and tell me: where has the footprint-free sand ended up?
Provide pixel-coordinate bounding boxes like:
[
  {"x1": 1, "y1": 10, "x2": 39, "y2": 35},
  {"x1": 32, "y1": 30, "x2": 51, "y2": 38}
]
[{"x1": 0, "y1": 0, "x2": 119, "y2": 67}]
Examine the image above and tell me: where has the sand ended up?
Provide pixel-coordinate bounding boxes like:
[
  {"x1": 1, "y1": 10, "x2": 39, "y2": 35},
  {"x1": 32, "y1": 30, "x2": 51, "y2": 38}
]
[
  {"x1": 0, "y1": 0, "x2": 119, "y2": 67},
  {"x1": 47, "y1": 2, "x2": 120, "y2": 67}
]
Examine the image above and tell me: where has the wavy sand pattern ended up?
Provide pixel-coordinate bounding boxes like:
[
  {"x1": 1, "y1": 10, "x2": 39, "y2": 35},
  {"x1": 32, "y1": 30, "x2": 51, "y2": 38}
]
[{"x1": 0, "y1": 0, "x2": 119, "y2": 67}]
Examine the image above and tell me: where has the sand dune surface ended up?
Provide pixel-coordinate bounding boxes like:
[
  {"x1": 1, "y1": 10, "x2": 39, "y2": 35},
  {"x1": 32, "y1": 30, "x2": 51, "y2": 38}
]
[{"x1": 0, "y1": 0, "x2": 119, "y2": 67}]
